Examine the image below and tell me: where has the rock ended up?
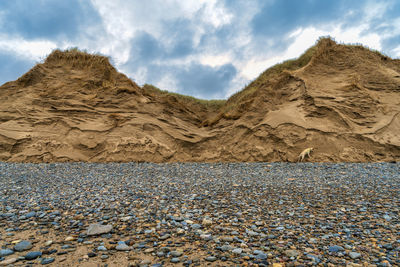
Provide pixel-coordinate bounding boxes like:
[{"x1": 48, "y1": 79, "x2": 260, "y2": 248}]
[
  {"x1": 232, "y1": 248, "x2": 243, "y2": 254},
  {"x1": 25, "y1": 211, "x2": 36, "y2": 218},
  {"x1": 191, "y1": 224, "x2": 201, "y2": 229},
  {"x1": 159, "y1": 234, "x2": 170, "y2": 240},
  {"x1": 25, "y1": 251, "x2": 42, "y2": 260},
  {"x1": 101, "y1": 255, "x2": 109, "y2": 260},
  {"x1": 171, "y1": 250, "x2": 183, "y2": 257},
  {"x1": 88, "y1": 252, "x2": 97, "y2": 257},
  {"x1": 65, "y1": 236, "x2": 76, "y2": 241},
  {"x1": 41, "y1": 257, "x2": 55, "y2": 265},
  {"x1": 202, "y1": 218, "x2": 213, "y2": 226},
  {"x1": 284, "y1": 249, "x2": 300, "y2": 258},
  {"x1": 116, "y1": 241, "x2": 131, "y2": 251},
  {"x1": 200, "y1": 234, "x2": 212, "y2": 241},
  {"x1": 0, "y1": 257, "x2": 17, "y2": 266},
  {"x1": 221, "y1": 245, "x2": 233, "y2": 252},
  {"x1": 255, "y1": 253, "x2": 267, "y2": 260},
  {"x1": 349, "y1": 252, "x2": 361, "y2": 259},
  {"x1": 87, "y1": 224, "x2": 113, "y2": 236},
  {"x1": 144, "y1": 248, "x2": 155, "y2": 253},
  {"x1": 97, "y1": 246, "x2": 107, "y2": 251},
  {"x1": 44, "y1": 241, "x2": 53, "y2": 247},
  {"x1": 329, "y1": 245, "x2": 344, "y2": 252},
  {"x1": 14, "y1": 240, "x2": 32, "y2": 251},
  {"x1": 120, "y1": 216, "x2": 132, "y2": 222},
  {"x1": 205, "y1": 256, "x2": 217, "y2": 262},
  {"x1": 0, "y1": 249, "x2": 14, "y2": 257},
  {"x1": 171, "y1": 258, "x2": 180, "y2": 263}
]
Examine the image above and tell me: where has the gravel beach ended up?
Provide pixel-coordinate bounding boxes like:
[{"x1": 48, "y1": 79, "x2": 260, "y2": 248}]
[{"x1": 0, "y1": 162, "x2": 399, "y2": 266}]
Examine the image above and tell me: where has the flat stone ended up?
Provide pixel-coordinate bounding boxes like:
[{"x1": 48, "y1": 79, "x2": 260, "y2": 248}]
[
  {"x1": 144, "y1": 248, "x2": 155, "y2": 253},
  {"x1": 232, "y1": 248, "x2": 242, "y2": 254},
  {"x1": 171, "y1": 257, "x2": 180, "y2": 263},
  {"x1": 41, "y1": 257, "x2": 55, "y2": 265},
  {"x1": 255, "y1": 253, "x2": 267, "y2": 260},
  {"x1": 349, "y1": 252, "x2": 361, "y2": 259},
  {"x1": 200, "y1": 234, "x2": 212, "y2": 241},
  {"x1": 65, "y1": 236, "x2": 75, "y2": 241},
  {"x1": 159, "y1": 234, "x2": 170, "y2": 240},
  {"x1": 25, "y1": 251, "x2": 42, "y2": 260},
  {"x1": 120, "y1": 216, "x2": 132, "y2": 222},
  {"x1": 14, "y1": 240, "x2": 32, "y2": 251},
  {"x1": 205, "y1": 256, "x2": 217, "y2": 262},
  {"x1": 221, "y1": 245, "x2": 233, "y2": 252},
  {"x1": 116, "y1": 242, "x2": 131, "y2": 251},
  {"x1": 97, "y1": 246, "x2": 107, "y2": 251},
  {"x1": 284, "y1": 249, "x2": 300, "y2": 258},
  {"x1": 25, "y1": 211, "x2": 36, "y2": 218},
  {"x1": 87, "y1": 224, "x2": 113, "y2": 236},
  {"x1": 0, "y1": 249, "x2": 14, "y2": 257},
  {"x1": 329, "y1": 245, "x2": 344, "y2": 252},
  {"x1": 170, "y1": 250, "x2": 183, "y2": 257},
  {"x1": 202, "y1": 218, "x2": 213, "y2": 226},
  {"x1": 0, "y1": 257, "x2": 17, "y2": 266}
]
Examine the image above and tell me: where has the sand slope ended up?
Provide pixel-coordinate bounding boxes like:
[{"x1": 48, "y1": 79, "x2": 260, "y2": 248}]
[{"x1": 0, "y1": 39, "x2": 399, "y2": 162}]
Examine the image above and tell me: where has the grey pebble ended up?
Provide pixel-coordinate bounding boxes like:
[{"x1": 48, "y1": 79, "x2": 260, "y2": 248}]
[
  {"x1": 171, "y1": 257, "x2": 180, "y2": 263},
  {"x1": 0, "y1": 249, "x2": 14, "y2": 257},
  {"x1": 25, "y1": 251, "x2": 42, "y2": 260},
  {"x1": 14, "y1": 240, "x2": 32, "y2": 252},
  {"x1": 41, "y1": 257, "x2": 55, "y2": 265},
  {"x1": 205, "y1": 256, "x2": 217, "y2": 262}
]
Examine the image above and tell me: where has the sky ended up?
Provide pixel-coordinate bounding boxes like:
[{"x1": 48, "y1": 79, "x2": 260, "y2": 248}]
[{"x1": 0, "y1": 0, "x2": 400, "y2": 99}]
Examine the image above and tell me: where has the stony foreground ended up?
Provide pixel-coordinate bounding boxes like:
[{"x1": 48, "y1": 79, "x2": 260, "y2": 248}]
[{"x1": 0, "y1": 162, "x2": 399, "y2": 267}]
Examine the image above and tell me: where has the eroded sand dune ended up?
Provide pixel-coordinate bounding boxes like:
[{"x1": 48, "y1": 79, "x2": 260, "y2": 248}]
[{"x1": 0, "y1": 38, "x2": 399, "y2": 162}]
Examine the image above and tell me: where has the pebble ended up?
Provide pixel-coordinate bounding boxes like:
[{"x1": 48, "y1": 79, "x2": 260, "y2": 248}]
[
  {"x1": 329, "y1": 245, "x2": 345, "y2": 252},
  {"x1": 13, "y1": 240, "x2": 32, "y2": 251},
  {"x1": 97, "y1": 246, "x2": 107, "y2": 251},
  {"x1": 349, "y1": 252, "x2": 362, "y2": 259},
  {"x1": 87, "y1": 224, "x2": 113, "y2": 236},
  {"x1": 284, "y1": 249, "x2": 300, "y2": 257},
  {"x1": 171, "y1": 257, "x2": 180, "y2": 263},
  {"x1": 115, "y1": 241, "x2": 131, "y2": 251},
  {"x1": 25, "y1": 251, "x2": 42, "y2": 260},
  {"x1": 65, "y1": 236, "x2": 76, "y2": 241},
  {"x1": 41, "y1": 257, "x2": 55, "y2": 265},
  {"x1": 170, "y1": 250, "x2": 183, "y2": 257},
  {"x1": 200, "y1": 234, "x2": 212, "y2": 241},
  {"x1": 232, "y1": 248, "x2": 242, "y2": 254},
  {"x1": 0, "y1": 257, "x2": 17, "y2": 266},
  {"x1": 0, "y1": 249, "x2": 14, "y2": 257},
  {"x1": 205, "y1": 256, "x2": 217, "y2": 262},
  {"x1": 0, "y1": 162, "x2": 398, "y2": 266}
]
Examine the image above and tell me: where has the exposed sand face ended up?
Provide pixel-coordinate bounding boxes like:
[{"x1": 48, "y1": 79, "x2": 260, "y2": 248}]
[{"x1": 0, "y1": 39, "x2": 399, "y2": 162}]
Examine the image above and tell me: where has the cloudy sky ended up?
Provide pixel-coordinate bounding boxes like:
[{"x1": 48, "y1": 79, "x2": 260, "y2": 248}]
[{"x1": 1, "y1": 0, "x2": 399, "y2": 99}]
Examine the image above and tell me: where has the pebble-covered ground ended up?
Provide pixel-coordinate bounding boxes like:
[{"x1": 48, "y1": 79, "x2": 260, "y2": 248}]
[{"x1": 0, "y1": 162, "x2": 399, "y2": 267}]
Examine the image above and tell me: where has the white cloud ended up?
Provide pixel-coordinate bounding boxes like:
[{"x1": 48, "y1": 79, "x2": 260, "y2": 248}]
[
  {"x1": 90, "y1": 0, "x2": 233, "y2": 65},
  {"x1": 0, "y1": 35, "x2": 57, "y2": 61}
]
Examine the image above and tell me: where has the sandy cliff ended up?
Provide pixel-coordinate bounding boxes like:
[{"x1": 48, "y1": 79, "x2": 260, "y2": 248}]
[{"x1": 0, "y1": 38, "x2": 399, "y2": 162}]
